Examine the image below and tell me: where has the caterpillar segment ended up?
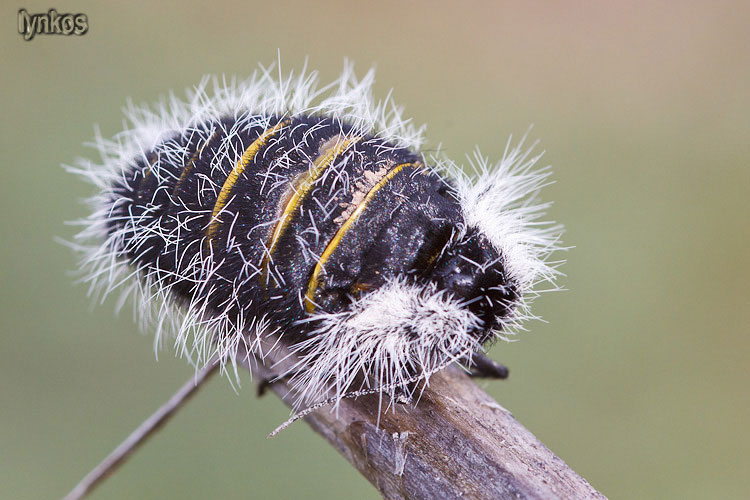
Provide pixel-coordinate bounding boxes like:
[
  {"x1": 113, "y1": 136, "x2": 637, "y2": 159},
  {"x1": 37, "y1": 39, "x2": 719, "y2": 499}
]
[
  {"x1": 207, "y1": 119, "x2": 290, "y2": 243},
  {"x1": 260, "y1": 133, "x2": 361, "y2": 286},
  {"x1": 305, "y1": 161, "x2": 421, "y2": 312}
]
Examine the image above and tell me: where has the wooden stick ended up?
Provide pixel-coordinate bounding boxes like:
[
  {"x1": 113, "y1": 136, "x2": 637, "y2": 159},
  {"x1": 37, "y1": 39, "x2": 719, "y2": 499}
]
[
  {"x1": 241, "y1": 342, "x2": 607, "y2": 500},
  {"x1": 62, "y1": 359, "x2": 220, "y2": 500},
  {"x1": 65, "y1": 340, "x2": 606, "y2": 500}
]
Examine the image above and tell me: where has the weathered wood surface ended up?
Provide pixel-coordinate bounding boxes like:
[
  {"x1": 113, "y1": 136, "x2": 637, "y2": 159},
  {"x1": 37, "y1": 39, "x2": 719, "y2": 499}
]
[{"x1": 242, "y1": 344, "x2": 607, "y2": 500}]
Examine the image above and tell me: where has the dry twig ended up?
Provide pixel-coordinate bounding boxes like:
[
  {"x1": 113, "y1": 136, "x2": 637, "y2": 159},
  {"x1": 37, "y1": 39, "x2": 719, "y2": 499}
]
[
  {"x1": 65, "y1": 341, "x2": 606, "y2": 500},
  {"x1": 62, "y1": 359, "x2": 220, "y2": 500},
  {"x1": 241, "y1": 341, "x2": 607, "y2": 500}
]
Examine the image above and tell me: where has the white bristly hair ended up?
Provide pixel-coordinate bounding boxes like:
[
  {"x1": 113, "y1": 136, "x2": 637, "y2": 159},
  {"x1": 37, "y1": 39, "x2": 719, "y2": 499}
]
[
  {"x1": 429, "y1": 137, "x2": 565, "y2": 343},
  {"x1": 65, "y1": 60, "x2": 563, "y2": 409},
  {"x1": 287, "y1": 279, "x2": 484, "y2": 407}
]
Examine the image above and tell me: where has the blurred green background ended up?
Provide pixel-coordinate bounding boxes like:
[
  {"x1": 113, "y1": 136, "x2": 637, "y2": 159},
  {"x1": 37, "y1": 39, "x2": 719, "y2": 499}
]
[{"x1": 2, "y1": 1, "x2": 749, "y2": 498}]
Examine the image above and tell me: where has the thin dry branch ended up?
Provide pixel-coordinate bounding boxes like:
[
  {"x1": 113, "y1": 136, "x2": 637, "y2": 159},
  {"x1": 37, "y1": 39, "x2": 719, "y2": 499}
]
[
  {"x1": 243, "y1": 341, "x2": 607, "y2": 500},
  {"x1": 65, "y1": 340, "x2": 606, "y2": 500},
  {"x1": 62, "y1": 359, "x2": 220, "y2": 500}
]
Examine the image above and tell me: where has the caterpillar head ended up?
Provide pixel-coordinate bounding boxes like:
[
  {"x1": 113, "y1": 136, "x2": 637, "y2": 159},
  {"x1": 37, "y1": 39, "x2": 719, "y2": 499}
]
[{"x1": 428, "y1": 228, "x2": 520, "y2": 342}]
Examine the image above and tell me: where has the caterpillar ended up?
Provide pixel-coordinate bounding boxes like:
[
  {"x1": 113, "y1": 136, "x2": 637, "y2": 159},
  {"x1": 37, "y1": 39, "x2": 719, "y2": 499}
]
[{"x1": 69, "y1": 63, "x2": 563, "y2": 410}]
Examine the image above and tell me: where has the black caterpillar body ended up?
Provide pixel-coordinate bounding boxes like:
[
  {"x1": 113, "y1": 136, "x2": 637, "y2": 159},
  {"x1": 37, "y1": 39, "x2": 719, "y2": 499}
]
[
  {"x1": 72, "y1": 67, "x2": 561, "y2": 407},
  {"x1": 112, "y1": 114, "x2": 518, "y2": 347}
]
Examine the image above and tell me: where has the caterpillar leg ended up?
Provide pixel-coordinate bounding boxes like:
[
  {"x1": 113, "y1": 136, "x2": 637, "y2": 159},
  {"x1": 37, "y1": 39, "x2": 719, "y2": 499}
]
[
  {"x1": 465, "y1": 352, "x2": 509, "y2": 380},
  {"x1": 389, "y1": 353, "x2": 511, "y2": 406},
  {"x1": 256, "y1": 370, "x2": 299, "y2": 397},
  {"x1": 256, "y1": 377, "x2": 275, "y2": 397}
]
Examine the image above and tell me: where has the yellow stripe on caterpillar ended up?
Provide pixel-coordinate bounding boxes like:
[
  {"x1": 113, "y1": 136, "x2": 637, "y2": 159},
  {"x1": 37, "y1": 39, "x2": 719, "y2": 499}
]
[
  {"x1": 305, "y1": 162, "x2": 415, "y2": 312},
  {"x1": 207, "y1": 120, "x2": 288, "y2": 242},
  {"x1": 261, "y1": 134, "x2": 360, "y2": 284}
]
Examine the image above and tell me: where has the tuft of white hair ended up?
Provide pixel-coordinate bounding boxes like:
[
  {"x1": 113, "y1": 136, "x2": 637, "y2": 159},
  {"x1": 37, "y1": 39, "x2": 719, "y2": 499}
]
[
  {"x1": 65, "y1": 60, "x2": 563, "y2": 407},
  {"x1": 431, "y1": 136, "x2": 565, "y2": 342},
  {"x1": 288, "y1": 279, "x2": 483, "y2": 407}
]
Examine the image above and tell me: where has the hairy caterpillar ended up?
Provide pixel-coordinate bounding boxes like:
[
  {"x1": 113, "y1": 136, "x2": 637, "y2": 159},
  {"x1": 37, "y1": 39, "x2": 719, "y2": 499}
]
[{"x1": 69, "y1": 63, "x2": 563, "y2": 411}]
